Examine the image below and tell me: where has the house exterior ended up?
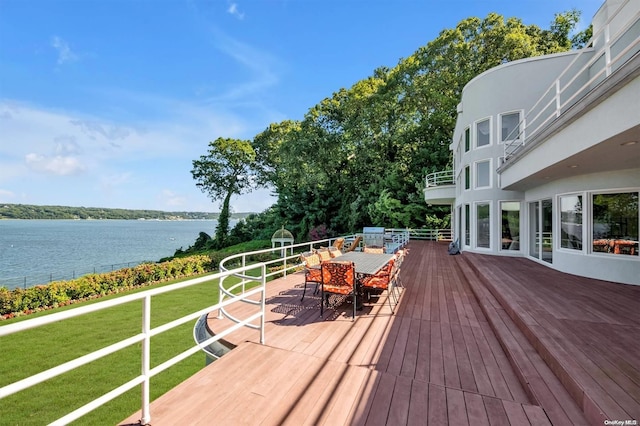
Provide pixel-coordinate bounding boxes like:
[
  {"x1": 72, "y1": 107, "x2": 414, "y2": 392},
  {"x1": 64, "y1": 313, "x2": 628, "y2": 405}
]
[{"x1": 424, "y1": 0, "x2": 640, "y2": 285}]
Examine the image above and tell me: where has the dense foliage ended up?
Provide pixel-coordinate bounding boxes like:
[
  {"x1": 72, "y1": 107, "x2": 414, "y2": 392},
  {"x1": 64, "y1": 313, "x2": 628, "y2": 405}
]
[
  {"x1": 211, "y1": 11, "x2": 590, "y2": 243},
  {"x1": 0, "y1": 255, "x2": 212, "y2": 319}
]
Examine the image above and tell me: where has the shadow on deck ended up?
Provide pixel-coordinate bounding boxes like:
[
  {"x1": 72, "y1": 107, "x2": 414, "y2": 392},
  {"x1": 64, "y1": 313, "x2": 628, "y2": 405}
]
[{"x1": 120, "y1": 241, "x2": 640, "y2": 425}]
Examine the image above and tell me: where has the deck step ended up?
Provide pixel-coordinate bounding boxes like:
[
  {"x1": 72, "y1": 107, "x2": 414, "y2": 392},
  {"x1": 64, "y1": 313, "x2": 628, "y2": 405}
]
[
  {"x1": 455, "y1": 255, "x2": 588, "y2": 425},
  {"x1": 460, "y1": 253, "x2": 640, "y2": 424}
]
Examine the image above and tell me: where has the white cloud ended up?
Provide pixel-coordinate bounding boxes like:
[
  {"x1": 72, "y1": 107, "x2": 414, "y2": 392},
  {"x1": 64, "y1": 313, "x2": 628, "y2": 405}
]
[
  {"x1": 25, "y1": 153, "x2": 86, "y2": 175},
  {"x1": 160, "y1": 189, "x2": 188, "y2": 207},
  {"x1": 207, "y1": 29, "x2": 280, "y2": 104},
  {"x1": 227, "y1": 3, "x2": 245, "y2": 20},
  {"x1": 51, "y1": 36, "x2": 78, "y2": 65},
  {"x1": 69, "y1": 119, "x2": 132, "y2": 142},
  {"x1": 0, "y1": 97, "x2": 273, "y2": 211},
  {"x1": 0, "y1": 189, "x2": 16, "y2": 200}
]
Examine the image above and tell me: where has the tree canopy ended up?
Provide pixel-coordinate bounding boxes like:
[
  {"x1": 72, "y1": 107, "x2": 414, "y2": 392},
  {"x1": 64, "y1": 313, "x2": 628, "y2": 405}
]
[
  {"x1": 197, "y1": 10, "x2": 591, "y2": 243},
  {"x1": 191, "y1": 137, "x2": 256, "y2": 247}
]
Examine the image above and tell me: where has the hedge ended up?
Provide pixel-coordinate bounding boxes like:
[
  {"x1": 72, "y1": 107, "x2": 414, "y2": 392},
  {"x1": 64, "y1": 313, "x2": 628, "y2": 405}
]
[{"x1": 0, "y1": 255, "x2": 213, "y2": 320}]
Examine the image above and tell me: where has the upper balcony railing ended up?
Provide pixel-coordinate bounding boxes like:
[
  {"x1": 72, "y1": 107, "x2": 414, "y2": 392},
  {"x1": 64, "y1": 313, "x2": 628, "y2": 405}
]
[
  {"x1": 425, "y1": 170, "x2": 455, "y2": 187},
  {"x1": 503, "y1": 0, "x2": 640, "y2": 162}
]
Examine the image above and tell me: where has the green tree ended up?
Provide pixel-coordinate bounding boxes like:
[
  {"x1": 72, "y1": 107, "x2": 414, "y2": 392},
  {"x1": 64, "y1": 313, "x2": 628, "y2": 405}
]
[
  {"x1": 250, "y1": 10, "x2": 587, "y2": 239},
  {"x1": 191, "y1": 138, "x2": 256, "y2": 248}
]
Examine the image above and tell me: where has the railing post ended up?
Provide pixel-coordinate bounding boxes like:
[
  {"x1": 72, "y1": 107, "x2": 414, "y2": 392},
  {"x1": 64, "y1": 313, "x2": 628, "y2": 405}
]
[
  {"x1": 217, "y1": 276, "x2": 224, "y2": 320},
  {"x1": 260, "y1": 264, "x2": 266, "y2": 345},
  {"x1": 242, "y1": 255, "x2": 247, "y2": 293},
  {"x1": 140, "y1": 295, "x2": 151, "y2": 425},
  {"x1": 555, "y1": 79, "x2": 561, "y2": 117},
  {"x1": 605, "y1": 24, "x2": 611, "y2": 77}
]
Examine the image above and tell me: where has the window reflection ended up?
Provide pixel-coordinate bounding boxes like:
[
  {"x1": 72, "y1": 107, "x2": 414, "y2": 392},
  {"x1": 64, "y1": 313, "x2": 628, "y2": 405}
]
[
  {"x1": 476, "y1": 119, "x2": 490, "y2": 147},
  {"x1": 561, "y1": 195, "x2": 582, "y2": 250},
  {"x1": 476, "y1": 202, "x2": 490, "y2": 248},
  {"x1": 592, "y1": 192, "x2": 639, "y2": 256},
  {"x1": 501, "y1": 201, "x2": 520, "y2": 250}
]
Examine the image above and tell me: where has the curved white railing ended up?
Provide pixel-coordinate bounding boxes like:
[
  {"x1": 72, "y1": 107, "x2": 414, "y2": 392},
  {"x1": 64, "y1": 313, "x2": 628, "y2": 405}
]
[
  {"x1": 425, "y1": 170, "x2": 454, "y2": 187},
  {"x1": 0, "y1": 264, "x2": 267, "y2": 426},
  {"x1": 503, "y1": 0, "x2": 640, "y2": 161},
  {"x1": 0, "y1": 228, "x2": 420, "y2": 424}
]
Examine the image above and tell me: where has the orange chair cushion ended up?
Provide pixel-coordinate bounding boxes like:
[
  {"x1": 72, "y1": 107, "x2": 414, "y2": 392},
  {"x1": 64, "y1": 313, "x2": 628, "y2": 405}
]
[{"x1": 322, "y1": 261, "x2": 355, "y2": 295}]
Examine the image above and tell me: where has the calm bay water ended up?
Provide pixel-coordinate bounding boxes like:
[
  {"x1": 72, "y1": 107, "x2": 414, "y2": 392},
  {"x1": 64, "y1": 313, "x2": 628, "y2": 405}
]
[{"x1": 0, "y1": 219, "x2": 219, "y2": 290}]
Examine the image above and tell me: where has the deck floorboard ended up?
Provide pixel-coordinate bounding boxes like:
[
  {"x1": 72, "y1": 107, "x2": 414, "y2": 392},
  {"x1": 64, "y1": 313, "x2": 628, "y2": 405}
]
[{"x1": 120, "y1": 241, "x2": 638, "y2": 425}]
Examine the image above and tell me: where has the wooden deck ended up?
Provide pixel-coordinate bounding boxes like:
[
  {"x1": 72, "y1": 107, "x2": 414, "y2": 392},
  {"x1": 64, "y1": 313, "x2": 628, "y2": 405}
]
[
  {"x1": 460, "y1": 251, "x2": 640, "y2": 425},
  {"x1": 120, "y1": 241, "x2": 639, "y2": 425}
]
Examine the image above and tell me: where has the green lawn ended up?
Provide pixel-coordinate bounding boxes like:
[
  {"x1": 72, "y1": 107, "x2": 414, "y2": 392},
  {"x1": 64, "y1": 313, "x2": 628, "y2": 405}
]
[{"x1": 0, "y1": 273, "x2": 255, "y2": 425}]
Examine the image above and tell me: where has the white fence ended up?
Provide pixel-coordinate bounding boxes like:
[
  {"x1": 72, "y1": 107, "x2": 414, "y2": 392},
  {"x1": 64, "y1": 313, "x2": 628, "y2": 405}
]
[
  {"x1": 0, "y1": 229, "x2": 433, "y2": 423},
  {"x1": 0, "y1": 264, "x2": 267, "y2": 425}
]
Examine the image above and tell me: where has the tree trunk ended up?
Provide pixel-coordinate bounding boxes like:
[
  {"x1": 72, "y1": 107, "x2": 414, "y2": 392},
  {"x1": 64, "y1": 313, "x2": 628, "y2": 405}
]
[{"x1": 214, "y1": 190, "x2": 233, "y2": 248}]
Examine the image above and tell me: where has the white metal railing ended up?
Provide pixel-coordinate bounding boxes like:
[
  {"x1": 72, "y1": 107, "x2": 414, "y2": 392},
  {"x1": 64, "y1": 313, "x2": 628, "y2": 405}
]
[
  {"x1": 406, "y1": 228, "x2": 452, "y2": 240},
  {"x1": 385, "y1": 228, "x2": 411, "y2": 250},
  {"x1": 0, "y1": 228, "x2": 419, "y2": 423},
  {"x1": 215, "y1": 237, "x2": 343, "y2": 326},
  {"x1": 425, "y1": 170, "x2": 455, "y2": 187},
  {"x1": 0, "y1": 263, "x2": 267, "y2": 426},
  {"x1": 503, "y1": 0, "x2": 640, "y2": 161}
]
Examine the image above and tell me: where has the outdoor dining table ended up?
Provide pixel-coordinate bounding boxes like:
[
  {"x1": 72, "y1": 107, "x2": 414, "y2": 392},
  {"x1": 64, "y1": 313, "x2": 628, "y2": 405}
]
[
  {"x1": 336, "y1": 251, "x2": 395, "y2": 310},
  {"x1": 337, "y1": 251, "x2": 395, "y2": 278}
]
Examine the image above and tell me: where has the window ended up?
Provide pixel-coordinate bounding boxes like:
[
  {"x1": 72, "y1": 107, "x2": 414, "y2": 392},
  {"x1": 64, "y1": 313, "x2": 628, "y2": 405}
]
[
  {"x1": 457, "y1": 206, "x2": 462, "y2": 248},
  {"x1": 476, "y1": 202, "x2": 490, "y2": 248},
  {"x1": 560, "y1": 195, "x2": 583, "y2": 250},
  {"x1": 501, "y1": 201, "x2": 520, "y2": 250},
  {"x1": 464, "y1": 127, "x2": 470, "y2": 152},
  {"x1": 529, "y1": 201, "x2": 540, "y2": 259},
  {"x1": 500, "y1": 112, "x2": 521, "y2": 143},
  {"x1": 464, "y1": 204, "x2": 470, "y2": 246},
  {"x1": 592, "y1": 192, "x2": 639, "y2": 256},
  {"x1": 464, "y1": 165, "x2": 470, "y2": 190},
  {"x1": 476, "y1": 118, "x2": 490, "y2": 148},
  {"x1": 475, "y1": 160, "x2": 491, "y2": 188}
]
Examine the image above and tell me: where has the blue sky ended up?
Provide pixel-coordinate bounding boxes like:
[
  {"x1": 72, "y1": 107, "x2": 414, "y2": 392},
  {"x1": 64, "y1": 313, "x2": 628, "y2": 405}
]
[{"x1": 0, "y1": 0, "x2": 600, "y2": 213}]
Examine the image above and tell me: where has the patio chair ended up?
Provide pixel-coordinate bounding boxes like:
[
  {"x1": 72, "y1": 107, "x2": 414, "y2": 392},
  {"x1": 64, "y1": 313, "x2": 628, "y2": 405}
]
[
  {"x1": 316, "y1": 248, "x2": 332, "y2": 262},
  {"x1": 332, "y1": 238, "x2": 345, "y2": 251},
  {"x1": 320, "y1": 260, "x2": 357, "y2": 320},
  {"x1": 363, "y1": 246, "x2": 384, "y2": 254},
  {"x1": 343, "y1": 235, "x2": 362, "y2": 253},
  {"x1": 300, "y1": 251, "x2": 322, "y2": 301},
  {"x1": 328, "y1": 246, "x2": 343, "y2": 258},
  {"x1": 361, "y1": 258, "x2": 397, "y2": 313}
]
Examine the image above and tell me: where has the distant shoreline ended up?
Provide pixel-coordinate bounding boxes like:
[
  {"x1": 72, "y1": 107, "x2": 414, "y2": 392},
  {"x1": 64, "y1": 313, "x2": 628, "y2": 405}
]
[{"x1": 0, "y1": 203, "x2": 255, "y2": 221}]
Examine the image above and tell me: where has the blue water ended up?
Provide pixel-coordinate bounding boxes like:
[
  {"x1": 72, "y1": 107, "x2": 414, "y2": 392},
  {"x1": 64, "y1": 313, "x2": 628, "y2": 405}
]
[{"x1": 0, "y1": 219, "x2": 220, "y2": 289}]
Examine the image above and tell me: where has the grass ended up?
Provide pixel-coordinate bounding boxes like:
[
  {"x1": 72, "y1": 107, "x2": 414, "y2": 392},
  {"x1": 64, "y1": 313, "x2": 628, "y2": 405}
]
[{"x1": 0, "y1": 271, "x2": 260, "y2": 425}]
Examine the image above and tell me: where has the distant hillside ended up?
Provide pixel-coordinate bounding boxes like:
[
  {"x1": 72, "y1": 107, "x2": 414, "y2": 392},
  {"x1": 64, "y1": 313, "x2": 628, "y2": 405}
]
[{"x1": 0, "y1": 203, "x2": 255, "y2": 220}]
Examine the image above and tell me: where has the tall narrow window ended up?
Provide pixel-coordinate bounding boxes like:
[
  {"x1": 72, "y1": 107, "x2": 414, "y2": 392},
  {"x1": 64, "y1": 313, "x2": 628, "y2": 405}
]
[
  {"x1": 501, "y1": 201, "x2": 520, "y2": 250},
  {"x1": 542, "y1": 199, "x2": 553, "y2": 263},
  {"x1": 560, "y1": 195, "x2": 583, "y2": 250},
  {"x1": 476, "y1": 202, "x2": 490, "y2": 248},
  {"x1": 464, "y1": 127, "x2": 470, "y2": 152},
  {"x1": 457, "y1": 206, "x2": 462, "y2": 247},
  {"x1": 500, "y1": 112, "x2": 521, "y2": 143},
  {"x1": 592, "y1": 192, "x2": 639, "y2": 256},
  {"x1": 464, "y1": 204, "x2": 470, "y2": 246},
  {"x1": 529, "y1": 201, "x2": 540, "y2": 259},
  {"x1": 476, "y1": 118, "x2": 490, "y2": 147},
  {"x1": 475, "y1": 160, "x2": 491, "y2": 188},
  {"x1": 464, "y1": 165, "x2": 470, "y2": 190}
]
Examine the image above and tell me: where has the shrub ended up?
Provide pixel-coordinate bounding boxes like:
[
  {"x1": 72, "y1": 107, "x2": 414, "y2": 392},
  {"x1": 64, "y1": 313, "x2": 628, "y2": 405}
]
[{"x1": 0, "y1": 255, "x2": 214, "y2": 319}]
